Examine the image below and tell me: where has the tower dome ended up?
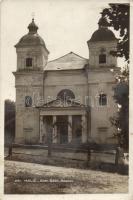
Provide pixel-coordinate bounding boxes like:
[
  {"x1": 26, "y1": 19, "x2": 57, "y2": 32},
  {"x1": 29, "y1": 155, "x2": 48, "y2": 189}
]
[
  {"x1": 88, "y1": 16, "x2": 117, "y2": 42},
  {"x1": 15, "y1": 18, "x2": 48, "y2": 50}
]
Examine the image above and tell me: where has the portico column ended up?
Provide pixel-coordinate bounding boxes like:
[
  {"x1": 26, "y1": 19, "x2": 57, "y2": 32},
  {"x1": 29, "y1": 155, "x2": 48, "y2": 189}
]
[
  {"x1": 39, "y1": 116, "x2": 43, "y2": 143},
  {"x1": 53, "y1": 116, "x2": 57, "y2": 143},
  {"x1": 68, "y1": 115, "x2": 72, "y2": 143},
  {"x1": 43, "y1": 117, "x2": 47, "y2": 144},
  {"x1": 81, "y1": 115, "x2": 87, "y2": 143}
]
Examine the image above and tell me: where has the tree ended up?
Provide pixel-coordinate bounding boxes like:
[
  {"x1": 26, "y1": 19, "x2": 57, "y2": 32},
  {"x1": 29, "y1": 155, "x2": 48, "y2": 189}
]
[
  {"x1": 110, "y1": 72, "x2": 129, "y2": 150},
  {"x1": 101, "y1": 4, "x2": 129, "y2": 63},
  {"x1": 101, "y1": 4, "x2": 129, "y2": 150}
]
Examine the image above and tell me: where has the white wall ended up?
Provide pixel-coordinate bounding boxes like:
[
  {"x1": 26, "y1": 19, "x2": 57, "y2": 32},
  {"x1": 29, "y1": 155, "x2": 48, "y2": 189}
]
[
  {"x1": 14, "y1": 71, "x2": 44, "y2": 144},
  {"x1": 87, "y1": 69, "x2": 118, "y2": 144},
  {"x1": 44, "y1": 70, "x2": 88, "y2": 105},
  {"x1": 16, "y1": 46, "x2": 48, "y2": 71}
]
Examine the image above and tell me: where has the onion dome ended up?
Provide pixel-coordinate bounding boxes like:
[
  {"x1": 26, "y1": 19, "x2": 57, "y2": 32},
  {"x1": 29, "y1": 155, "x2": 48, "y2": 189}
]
[
  {"x1": 15, "y1": 18, "x2": 49, "y2": 52},
  {"x1": 88, "y1": 16, "x2": 117, "y2": 42},
  {"x1": 28, "y1": 18, "x2": 38, "y2": 34}
]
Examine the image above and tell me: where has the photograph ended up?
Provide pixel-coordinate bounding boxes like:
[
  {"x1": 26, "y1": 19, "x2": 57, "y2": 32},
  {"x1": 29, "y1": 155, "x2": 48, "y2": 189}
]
[{"x1": 1, "y1": 0, "x2": 130, "y2": 197}]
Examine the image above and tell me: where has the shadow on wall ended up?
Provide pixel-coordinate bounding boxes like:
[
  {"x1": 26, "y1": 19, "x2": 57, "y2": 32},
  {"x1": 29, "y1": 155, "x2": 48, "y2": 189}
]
[{"x1": 4, "y1": 99, "x2": 15, "y2": 147}]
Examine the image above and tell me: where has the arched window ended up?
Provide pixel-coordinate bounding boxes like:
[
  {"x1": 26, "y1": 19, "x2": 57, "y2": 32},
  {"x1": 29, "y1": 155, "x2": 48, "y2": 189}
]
[
  {"x1": 26, "y1": 58, "x2": 32, "y2": 67},
  {"x1": 99, "y1": 93, "x2": 107, "y2": 106},
  {"x1": 99, "y1": 54, "x2": 106, "y2": 64},
  {"x1": 57, "y1": 89, "x2": 75, "y2": 100}
]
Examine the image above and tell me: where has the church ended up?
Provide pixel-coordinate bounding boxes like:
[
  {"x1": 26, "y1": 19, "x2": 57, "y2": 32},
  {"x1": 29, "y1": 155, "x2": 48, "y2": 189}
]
[{"x1": 13, "y1": 17, "x2": 120, "y2": 146}]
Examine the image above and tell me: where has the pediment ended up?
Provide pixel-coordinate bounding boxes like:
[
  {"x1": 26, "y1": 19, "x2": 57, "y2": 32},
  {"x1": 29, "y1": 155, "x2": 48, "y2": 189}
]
[{"x1": 39, "y1": 98, "x2": 85, "y2": 108}]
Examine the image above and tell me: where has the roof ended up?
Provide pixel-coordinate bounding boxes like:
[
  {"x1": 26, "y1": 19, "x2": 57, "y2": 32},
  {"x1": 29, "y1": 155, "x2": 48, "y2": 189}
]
[
  {"x1": 15, "y1": 33, "x2": 47, "y2": 48},
  {"x1": 45, "y1": 52, "x2": 88, "y2": 71},
  {"x1": 88, "y1": 27, "x2": 117, "y2": 42}
]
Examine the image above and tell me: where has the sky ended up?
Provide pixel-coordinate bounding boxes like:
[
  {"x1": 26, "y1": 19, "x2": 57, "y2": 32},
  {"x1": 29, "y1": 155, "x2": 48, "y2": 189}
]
[{"x1": 0, "y1": 0, "x2": 126, "y2": 101}]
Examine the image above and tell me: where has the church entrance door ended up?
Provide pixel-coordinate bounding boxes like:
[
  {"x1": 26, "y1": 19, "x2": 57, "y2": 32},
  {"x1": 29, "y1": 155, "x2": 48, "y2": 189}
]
[{"x1": 57, "y1": 116, "x2": 68, "y2": 144}]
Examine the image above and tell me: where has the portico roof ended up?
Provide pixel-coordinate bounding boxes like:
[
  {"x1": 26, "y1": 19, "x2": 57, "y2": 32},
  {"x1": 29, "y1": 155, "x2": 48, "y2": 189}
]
[{"x1": 45, "y1": 52, "x2": 88, "y2": 71}]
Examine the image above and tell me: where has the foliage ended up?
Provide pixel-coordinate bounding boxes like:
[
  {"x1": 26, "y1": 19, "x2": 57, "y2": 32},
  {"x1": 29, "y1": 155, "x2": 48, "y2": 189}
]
[
  {"x1": 110, "y1": 70, "x2": 129, "y2": 150},
  {"x1": 101, "y1": 3, "x2": 129, "y2": 150},
  {"x1": 102, "y1": 3, "x2": 129, "y2": 62}
]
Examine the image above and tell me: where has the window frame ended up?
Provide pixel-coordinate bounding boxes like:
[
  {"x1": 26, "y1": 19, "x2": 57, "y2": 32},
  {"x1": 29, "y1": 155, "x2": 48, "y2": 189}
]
[
  {"x1": 26, "y1": 57, "x2": 32, "y2": 67},
  {"x1": 99, "y1": 54, "x2": 106, "y2": 64},
  {"x1": 25, "y1": 96, "x2": 32, "y2": 107},
  {"x1": 99, "y1": 93, "x2": 107, "y2": 106}
]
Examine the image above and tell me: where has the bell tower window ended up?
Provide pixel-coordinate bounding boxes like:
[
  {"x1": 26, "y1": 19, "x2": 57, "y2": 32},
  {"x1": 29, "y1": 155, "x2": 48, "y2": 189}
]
[
  {"x1": 26, "y1": 58, "x2": 32, "y2": 67},
  {"x1": 99, "y1": 54, "x2": 106, "y2": 64}
]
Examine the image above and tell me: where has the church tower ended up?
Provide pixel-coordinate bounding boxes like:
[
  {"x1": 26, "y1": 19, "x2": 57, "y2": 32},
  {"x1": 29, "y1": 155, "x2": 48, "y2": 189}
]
[
  {"x1": 14, "y1": 19, "x2": 49, "y2": 144},
  {"x1": 86, "y1": 16, "x2": 119, "y2": 144},
  {"x1": 15, "y1": 18, "x2": 49, "y2": 71},
  {"x1": 87, "y1": 16, "x2": 118, "y2": 68}
]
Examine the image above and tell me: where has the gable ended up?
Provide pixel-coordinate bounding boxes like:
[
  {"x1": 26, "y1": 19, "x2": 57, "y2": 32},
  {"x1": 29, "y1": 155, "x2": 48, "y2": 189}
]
[
  {"x1": 45, "y1": 52, "x2": 88, "y2": 71},
  {"x1": 37, "y1": 98, "x2": 85, "y2": 108}
]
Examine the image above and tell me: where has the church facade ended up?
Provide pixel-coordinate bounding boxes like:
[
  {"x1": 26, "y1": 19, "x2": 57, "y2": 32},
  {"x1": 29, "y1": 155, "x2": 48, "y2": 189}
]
[{"x1": 13, "y1": 17, "x2": 120, "y2": 146}]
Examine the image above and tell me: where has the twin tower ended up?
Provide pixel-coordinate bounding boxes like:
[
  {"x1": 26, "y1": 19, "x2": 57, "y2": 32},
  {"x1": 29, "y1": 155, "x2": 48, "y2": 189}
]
[{"x1": 15, "y1": 17, "x2": 117, "y2": 72}]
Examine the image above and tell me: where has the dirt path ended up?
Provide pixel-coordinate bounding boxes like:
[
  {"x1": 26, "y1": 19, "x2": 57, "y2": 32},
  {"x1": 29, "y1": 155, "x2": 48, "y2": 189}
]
[{"x1": 4, "y1": 160, "x2": 128, "y2": 194}]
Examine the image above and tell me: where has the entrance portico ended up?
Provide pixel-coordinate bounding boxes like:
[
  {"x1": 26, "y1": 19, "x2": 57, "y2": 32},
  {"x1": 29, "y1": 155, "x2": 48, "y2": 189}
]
[{"x1": 39, "y1": 108, "x2": 88, "y2": 144}]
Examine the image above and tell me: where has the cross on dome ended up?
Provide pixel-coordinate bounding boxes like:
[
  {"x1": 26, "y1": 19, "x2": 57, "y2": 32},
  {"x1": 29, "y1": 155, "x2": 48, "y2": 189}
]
[{"x1": 31, "y1": 12, "x2": 35, "y2": 19}]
